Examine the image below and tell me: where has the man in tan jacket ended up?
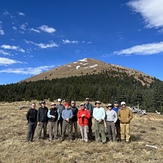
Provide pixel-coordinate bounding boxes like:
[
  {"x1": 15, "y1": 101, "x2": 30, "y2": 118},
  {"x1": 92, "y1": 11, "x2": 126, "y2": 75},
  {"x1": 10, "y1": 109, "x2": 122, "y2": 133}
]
[{"x1": 118, "y1": 101, "x2": 133, "y2": 143}]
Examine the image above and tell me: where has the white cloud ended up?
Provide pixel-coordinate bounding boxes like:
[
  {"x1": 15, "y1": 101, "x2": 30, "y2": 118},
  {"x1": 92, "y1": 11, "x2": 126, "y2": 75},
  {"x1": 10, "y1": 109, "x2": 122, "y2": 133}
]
[
  {"x1": 3, "y1": 10, "x2": 13, "y2": 18},
  {"x1": 62, "y1": 39, "x2": 79, "y2": 44},
  {"x1": 114, "y1": 42, "x2": 163, "y2": 55},
  {"x1": 0, "y1": 57, "x2": 22, "y2": 65},
  {"x1": 25, "y1": 40, "x2": 58, "y2": 49},
  {"x1": 38, "y1": 25, "x2": 56, "y2": 33},
  {"x1": 1, "y1": 45, "x2": 25, "y2": 53},
  {"x1": 128, "y1": 0, "x2": 163, "y2": 29},
  {"x1": 0, "y1": 50, "x2": 11, "y2": 56},
  {"x1": 29, "y1": 28, "x2": 40, "y2": 33},
  {"x1": 0, "y1": 65, "x2": 55, "y2": 75},
  {"x1": 18, "y1": 12, "x2": 25, "y2": 16},
  {"x1": 0, "y1": 24, "x2": 4, "y2": 35},
  {"x1": 20, "y1": 23, "x2": 28, "y2": 31}
]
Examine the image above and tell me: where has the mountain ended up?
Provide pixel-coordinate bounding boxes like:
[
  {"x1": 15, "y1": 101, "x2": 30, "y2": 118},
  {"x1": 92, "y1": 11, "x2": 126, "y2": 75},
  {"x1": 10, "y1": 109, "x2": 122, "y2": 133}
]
[{"x1": 22, "y1": 58, "x2": 155, "y2": 86}]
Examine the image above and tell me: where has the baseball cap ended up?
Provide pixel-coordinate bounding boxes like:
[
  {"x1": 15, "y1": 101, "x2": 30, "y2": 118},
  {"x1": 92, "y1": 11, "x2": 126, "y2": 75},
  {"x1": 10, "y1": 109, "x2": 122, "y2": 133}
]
[
  {"x1": 121, "y1": 101, "x2": 126, "y2": 105},
  {"x1": 65, "y1": 102, "x2": 70, "y2": 107},
  {"x1": 80, "y1": 103, "x2": 84, "y2": 106},
  {"x1": 51, "y1": 102, "x2": 56, "y2": 106},
  {"x1": 95, "y1": 101, "x2": 101, "y2": 105},
  {"x1": 85, "y1": 98, "x2": 90, "y2": 101},
  {"x1": 40, "y1": 101, "x2": 45, "y2": 104},
  {"x1": 107, "y1": 103, "x2": 112, "y2": 107},
  {"x1": 57, "y1": 98, "x2": 62, "y2": 102},
  {"x1": 114, "y1": 101, "x2": 118, "y2": 104},
  {"x1": 71, "y1": 101, "x2": 75, "y2": 104}
]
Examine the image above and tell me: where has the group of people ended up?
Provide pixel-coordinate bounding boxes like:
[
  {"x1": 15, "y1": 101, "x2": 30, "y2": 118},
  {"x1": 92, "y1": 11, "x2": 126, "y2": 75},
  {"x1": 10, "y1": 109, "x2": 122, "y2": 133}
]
[{"x1": 26, "y1": 98, "x2": 133, "y2": 144}]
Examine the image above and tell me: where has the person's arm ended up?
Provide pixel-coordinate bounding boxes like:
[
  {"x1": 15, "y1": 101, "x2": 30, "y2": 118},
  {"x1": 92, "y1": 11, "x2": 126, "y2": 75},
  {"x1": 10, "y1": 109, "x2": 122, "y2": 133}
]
[
  {"x1": 26, "y1": 109, "x2": 30, "y2": 122},
  {"x1": 69, "y1": 110, "x2": 74, "y2": 119},
  {"x1": 101, "y1": 108, "x2": 106, "y2": 120},
  {"x1": 62, "y1": 110, "x2": 66, "y2": 120},
  {"x1": 114, "y1": 111, "x2": 117, "y2": 123},
  {"x1": 128, "y1": 109, "x2": 133, "y2": 122},
  {"x1": 37, "y1": 108, "x2": 40, "y2": 125},
  {"x1": 85, "y1": 110, "x2": 91, "y2": 119},
  {"x1": 47, "y1": 110, "x2": 52, "y2": 118},
  {"x1": 57, "y1": 109, "x2": 60, "y2": 120}
]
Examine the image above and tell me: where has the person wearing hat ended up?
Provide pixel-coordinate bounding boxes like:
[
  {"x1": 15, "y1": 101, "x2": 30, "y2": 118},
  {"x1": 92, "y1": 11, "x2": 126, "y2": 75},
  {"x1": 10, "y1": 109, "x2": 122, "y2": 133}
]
[
  {"x1": 84, "y1": 98, "x2": 94, "y2": 140},
  {"x1": 112, "y1": 101, "x2": 121, "y2": 141},
  {"x1": 26, "y1": 102, "x2": 38, "y2": 142},
  {"x1": 118, "y1": 101, "x2": 133, "y2": 143},
  {"x1": 61, "y1": 102, "x2": 73, "y2": 141},
  {"x1": 56, "y1": 98, "x2": 65, "y2": 137},
  {"x1": 70, "y1": 101, "x2": 78, "y2": 139},
  {"x1": 37, "y1": 101, "x2": 48, "y2": 140},
  {"x1": 47, "y1": 102, "x2": 59, "y2": 141},
  {"x1": 105, "y1": 103, "x2": 117, "y2": 142},
  {"x1": 93, "y1": 101, "x2": 106, "y2": 144},
  {"x1": 77, "y1": 103, "x2": 91, "y2": 142}
]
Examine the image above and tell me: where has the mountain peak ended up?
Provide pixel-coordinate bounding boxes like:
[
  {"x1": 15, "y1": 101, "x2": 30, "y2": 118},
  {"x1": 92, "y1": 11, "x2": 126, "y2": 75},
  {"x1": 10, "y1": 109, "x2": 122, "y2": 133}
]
[{"x1": 22, "y1": 58, "x2": 155, "y2": 86}]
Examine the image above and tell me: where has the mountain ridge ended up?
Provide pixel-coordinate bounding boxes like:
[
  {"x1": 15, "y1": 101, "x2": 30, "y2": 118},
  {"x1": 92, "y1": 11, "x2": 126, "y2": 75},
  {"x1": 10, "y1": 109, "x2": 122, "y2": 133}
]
[{"x1": 22, "y1": 58, "x2": 155, "y2": 86}]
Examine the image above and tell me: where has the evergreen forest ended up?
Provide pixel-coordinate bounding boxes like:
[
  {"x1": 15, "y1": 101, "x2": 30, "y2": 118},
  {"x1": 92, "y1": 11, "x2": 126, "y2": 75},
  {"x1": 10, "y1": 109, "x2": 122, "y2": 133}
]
[{"x1": 0, "y1": 71, "x2": 163, "y2": 113}]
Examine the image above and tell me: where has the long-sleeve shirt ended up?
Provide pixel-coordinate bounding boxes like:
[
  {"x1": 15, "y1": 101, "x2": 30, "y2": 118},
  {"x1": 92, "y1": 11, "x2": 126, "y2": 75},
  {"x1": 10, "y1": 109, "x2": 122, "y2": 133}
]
[
  {"x1": 62, "y1": 109, "x2": 73, "y2": 120},
  {"x1": 105, "y1": 109, "x2": 117, "y2": 123},
  {"x1": 37, "y1": 107, "x2": 48, "y2": 122},
  {"x1": 26, "y1": 108, "x2": 37, "y2": 123},
  {"x1": 93, "y1": 107, "x2": 105, "y2": 120},
  {"x1": 118, "y1": 107, "x2": 133, "y2": 124}
]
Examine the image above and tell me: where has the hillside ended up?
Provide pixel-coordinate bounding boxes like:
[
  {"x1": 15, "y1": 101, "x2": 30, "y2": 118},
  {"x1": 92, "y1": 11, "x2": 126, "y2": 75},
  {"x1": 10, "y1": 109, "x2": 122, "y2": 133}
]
[{"x1": 22, "y1": 58, "x2": 155, "y2": 86}]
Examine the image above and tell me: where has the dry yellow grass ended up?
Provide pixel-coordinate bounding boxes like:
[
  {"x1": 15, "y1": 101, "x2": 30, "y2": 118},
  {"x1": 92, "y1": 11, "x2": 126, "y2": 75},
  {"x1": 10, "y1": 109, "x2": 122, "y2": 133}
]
[{"x1": 0, "y1": 101, "x2": 163, "y2": 163}]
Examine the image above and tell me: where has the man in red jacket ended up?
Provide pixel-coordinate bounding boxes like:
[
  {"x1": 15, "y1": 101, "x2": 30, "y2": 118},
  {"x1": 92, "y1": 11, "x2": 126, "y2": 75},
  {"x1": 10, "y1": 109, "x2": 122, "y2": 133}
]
[{"x1": 77, "y1": 103, "x2": 90, "y2": 142}]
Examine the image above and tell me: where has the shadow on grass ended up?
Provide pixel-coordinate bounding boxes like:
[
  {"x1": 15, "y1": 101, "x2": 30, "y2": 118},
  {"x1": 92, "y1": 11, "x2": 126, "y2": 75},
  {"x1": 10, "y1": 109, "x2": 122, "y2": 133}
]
[{"x1": 131, "y1": 134, "x2": 141, "y2": 142}]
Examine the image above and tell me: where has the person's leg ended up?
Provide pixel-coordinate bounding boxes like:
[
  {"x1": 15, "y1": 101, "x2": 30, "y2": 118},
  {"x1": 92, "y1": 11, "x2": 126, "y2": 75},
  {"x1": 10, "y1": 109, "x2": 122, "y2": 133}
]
[
  {"x1": 115, "y1": 119, "x2": 121, "y2": 140},
  {"x1": 126, "y1": 123, "x2": 130, "y2": 142},
  {"x1": 107, "y1": 122, "x2": 112, "y2": 141},
  {"x1": 120, "y1": 123, "x2": 125, "y2": 141},
  {"x1": 31, "y1": 123, "x2": 37, "y2": 141},
  {"x1": 88, "y1": 118, "x2": 92, "y2": 139},
  {"x1": 111, "y1": 122, "x2": 116, "y2": 141},
  {"x1": 43, "y1": 122, "x2": 47, "y2": 139},
  {"x1": 27, "y1": 123, "x2": 32, "y2": 141},
  {"x1": 74, "y1": 121, "x2": 78, "y2": 138},
  {"x1": 84, "y1": 126, "x2": 88, "y2": 142},
  {"x1": 94, "y1": 120, "x2": 100, "y2": 142},
  {"x1": 38, "y1": 122, "x2": 43, "y2": 140},
  {"x1": 79, "y1": 126, "x2": 84, "y2": 141},
  {"x1": 54, "y1": 120, "x2": 58, "y2": 138},
  {"x1": 49, "y1": 122, "x2": 53, "y2": 141},
  {"x1": 61, "y1": 121, "x2": 67, "y2": 140},
  {"x1": 68, "y1": 122, "x2": 73, "y2": 140},
  {"x1": 99, "y1": 121, "x2": 106, "y2": 143}
]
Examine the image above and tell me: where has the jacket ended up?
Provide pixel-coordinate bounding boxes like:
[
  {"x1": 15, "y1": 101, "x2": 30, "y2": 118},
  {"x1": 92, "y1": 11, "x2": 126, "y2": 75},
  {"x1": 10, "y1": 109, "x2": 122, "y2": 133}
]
[
  {"x1": 26, "y1": 108, "x2": 37, "y2": 123},
  {"x1": 37, "y1": 106, "x2": 48, "y2": 122},
  {"x1": 77, "y1": 109, "x2": 90, "y2": 126},
  {"x1": 84, "y1": 103, "x2": 94, "y2": 116},
  {"x1": 47, "y1": 107, "x2": 59, "y2": 122},
  {"x1": 118, "y1": 107, "x2": 133, "y2": 124},
  {"x1": 71, "y1": 106, "x2": 78, "y2": 121}
]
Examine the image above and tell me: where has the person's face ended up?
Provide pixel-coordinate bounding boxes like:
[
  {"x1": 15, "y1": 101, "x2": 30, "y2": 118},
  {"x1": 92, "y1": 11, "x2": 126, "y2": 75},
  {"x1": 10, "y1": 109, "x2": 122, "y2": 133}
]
[
  {"x1": 51, "y1": 104, "x2": 56, "y2": 108},
  {"x1": 65, "y1": 105, "x2": 69, "y2": 109},
  {"x1": 114, "y1": 103, "x2": 119, "y2": 107},
  {"x1": 41, "y1": 103, "x2": 45, "y2": 107},
  {"x1": 85, "y1": 100, "x2": 89, "y2": 104},
  {"x1": 108, "y1": 106, "x2": 112, "y2": 110},
  {"x1": 80, "y1": 105, "x2": 85, "y2": 110},
  {"x1": 71, "y1": 103, "x2": 75, "y2": 106},
  {"x1": 31, "y1": 104, "x2": 36, "y2": 109},
  {"x1": 121, "y1": 104, "x2": 126, "y2": 108},
  {"x1": 58, "y1": 101, "x2": 62, "y2": 104},
  {"x1": 96, "y1": 103, "x2": 101, "y2": 108}
]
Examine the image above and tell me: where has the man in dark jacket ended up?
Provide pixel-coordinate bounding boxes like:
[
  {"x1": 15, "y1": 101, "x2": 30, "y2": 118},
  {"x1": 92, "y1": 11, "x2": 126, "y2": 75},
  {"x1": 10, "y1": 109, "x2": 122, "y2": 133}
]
[
  {"x1": 56, "y1": 98, "x2": 65, "y2": 136},
  {"x1": 84, "y1": 98, "x2": 94, "y2": 140},
  {"x1": 70, "y1": 101, "x2": 78, "y2": 138},
  {"x1": 47, "y1": 102, "x2": 59, "y2": 141},
  {"x1": 37, "y1": 101, "x2": 48, "y2": 140},
  {"x1": 26, "y1": 102, "x2": 37, "y2": 142}
]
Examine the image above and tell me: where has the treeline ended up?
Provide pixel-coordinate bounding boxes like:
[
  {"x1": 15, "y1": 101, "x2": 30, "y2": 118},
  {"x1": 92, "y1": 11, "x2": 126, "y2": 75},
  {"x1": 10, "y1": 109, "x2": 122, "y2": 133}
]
[{"x1": 0, "y1": 71, "x2": 163, "y2": 112}]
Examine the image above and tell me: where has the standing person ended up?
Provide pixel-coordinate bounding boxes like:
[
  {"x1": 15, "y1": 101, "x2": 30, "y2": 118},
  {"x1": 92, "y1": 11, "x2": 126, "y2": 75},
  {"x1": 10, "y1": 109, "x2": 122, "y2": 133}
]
[
  {"x1": 61, "y1": 102, "x2": 73, "y2": 141},
  {"x1": 112, "y1": 101, "x2": 121, "y2": 141},
  {"x1": 93, "y1": 101, "x2": 106, "y2": 144},
  {"x1": 118, "y1": 101, "x2": 133, "y2": 143},
  {"x1": 70, "y1": 101, "x2": 78, "y2": 139},
  {"x1": 84, "y1": 98, "x2": 94, "y2": 140},
  {"x1": 56, "y1": 98, "x2": 65, "y2": 136},
  {"x1": 37, "y1": 101, "x2": 48, "y2": 140},
  {"x1": 47, "y1": 102, "x2": 59, "y2": 141},
  {"x1": 26, "y1": 102, "x2": 38, "y2": 142},
  {"x1": 77, "y1": 103, "x2": 90, "y2": 142},
  {"x1": 105, "y1": 103, "x2": 117, "y2": 142}
]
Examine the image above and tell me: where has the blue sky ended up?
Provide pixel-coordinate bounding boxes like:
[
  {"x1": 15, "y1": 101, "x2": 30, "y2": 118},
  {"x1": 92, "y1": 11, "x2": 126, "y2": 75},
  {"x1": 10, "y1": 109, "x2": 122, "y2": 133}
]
[{"x1": 0, "y1": 0, "x2": 163, "y2": 85}]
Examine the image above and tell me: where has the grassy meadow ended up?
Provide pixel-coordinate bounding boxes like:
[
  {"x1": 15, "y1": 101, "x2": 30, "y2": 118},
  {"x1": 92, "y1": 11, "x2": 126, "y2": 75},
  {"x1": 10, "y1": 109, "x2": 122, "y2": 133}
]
[{"x1": 0, "y1": 101, "x2": 163, "y2": 163}]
